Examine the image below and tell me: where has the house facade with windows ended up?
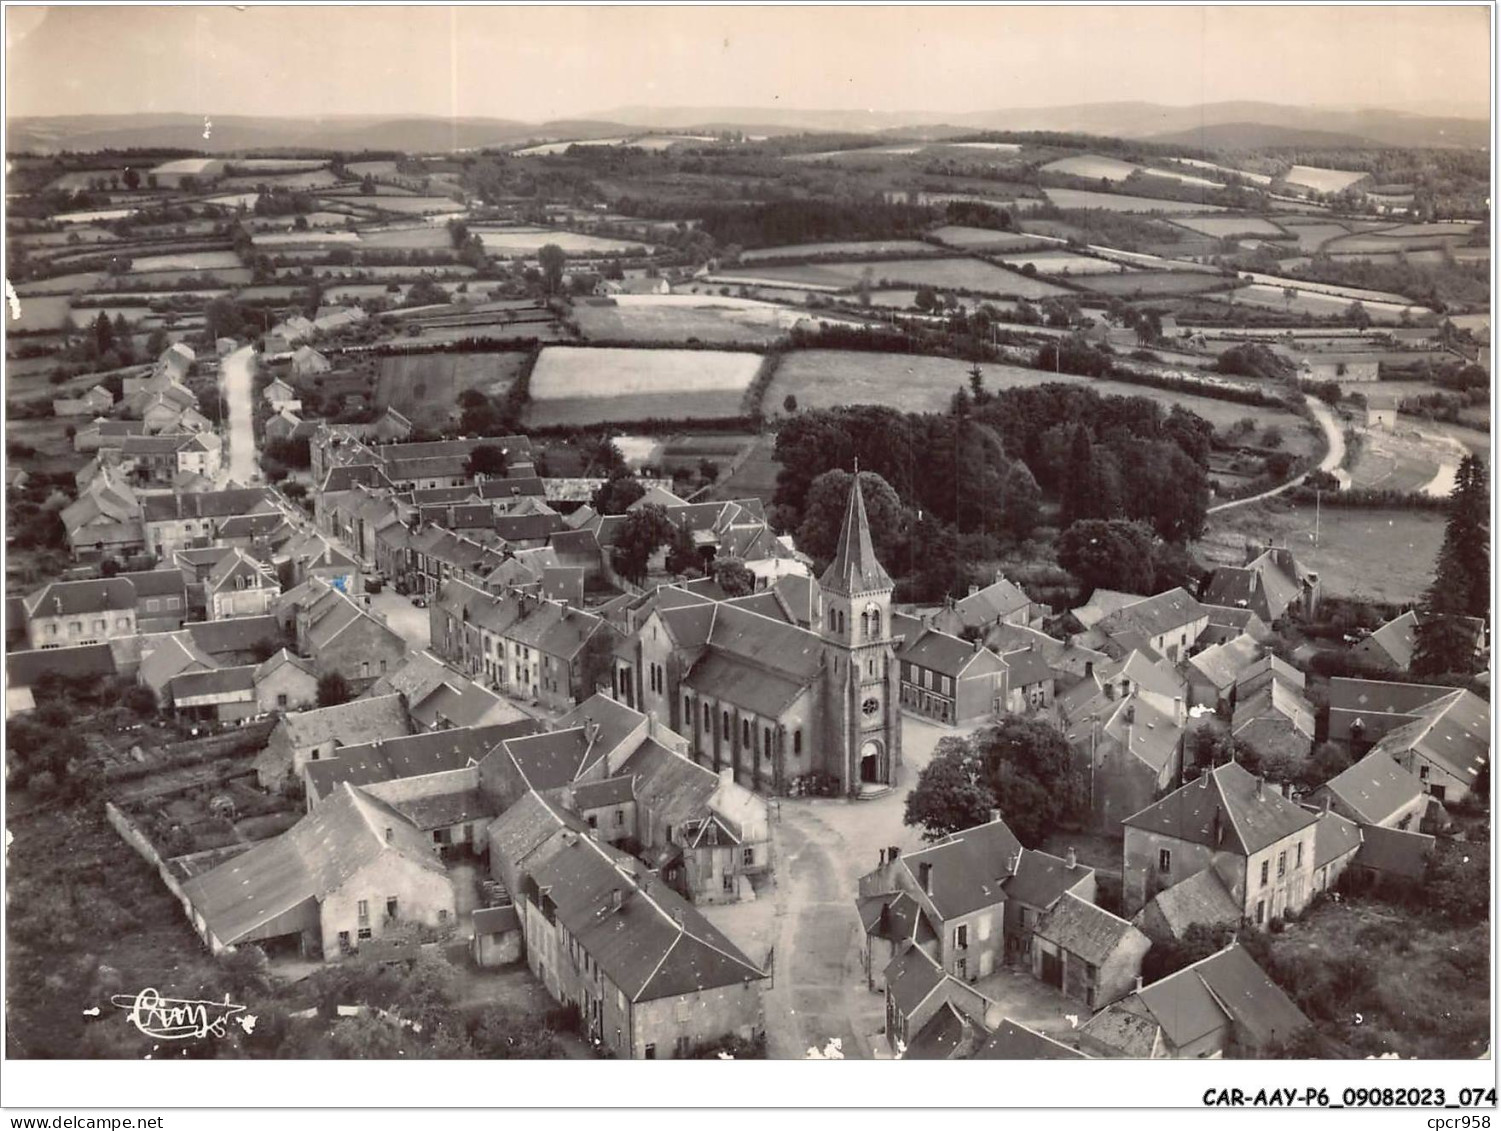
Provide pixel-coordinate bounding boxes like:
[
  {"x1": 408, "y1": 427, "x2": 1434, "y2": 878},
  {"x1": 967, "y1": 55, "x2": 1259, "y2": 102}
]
[
  {"x1": 23, "y1": 579, "x2": 138, "y2": 650},
  {"x1": 895, "y1": 627, "x2": 1008, "y2": 726},
  {"x1": 1121, "y1": 762, "x2": 1318, "y2": 927}
]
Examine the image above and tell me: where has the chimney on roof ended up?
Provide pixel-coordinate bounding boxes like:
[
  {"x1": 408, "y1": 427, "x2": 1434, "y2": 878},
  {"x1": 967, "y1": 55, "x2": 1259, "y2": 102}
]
[
  {"x1": 610, "y1": 888, "x2": 622, "y2": 910},
  {"x1": 968, "y1": 584, "x2": 979, "y2": 597},
  {"x1": 1124, "y1": 704, "x2": 1135, "y2": 724},
  {"x1": 918, "y1": 861, "x2": 933, "y2": 895},
  {"x1": 1200, "y1": 769, "x2": 1211, "y2": 790},
  {"x1": 53, "y1": 597, "x2": 61, "y2": 615},
  {"x1": 889, "y1": 845, "x2": 900, "y2": 863},
  {"x1": 1322, "y1": 794, "x2": 1332, "y2": 814},
  {"x1": 384, "y1": 827, "x2": 393, "y2": 843},
  {"x1": 584, "y1": 717, "x2": 600, "y2": 749},
  {"x1": 1007, "y1": 850, "x2": 1020, "y2": 876},
  {"x1": 972, "y1": 636, "x2": 983, "y2": 653},
  {"x1": 672, "y1": 906, "x2": 683, "y2": 928},
  {"x1": 1066, "y1": 846, "x2": 1078, "y2": 871},
  {"x1": 879, "y1": 848, "x2": 887, "y2": 867},
  {"x1": 1134, "y1": 975, "x2": 1144, "y2": 993},
  {"x1": 1256, "y1": 775, "x2": 1265, "y2": 800},
  {"x1": 989, "y1": 808, "x2": 1001, "y2": 824}
]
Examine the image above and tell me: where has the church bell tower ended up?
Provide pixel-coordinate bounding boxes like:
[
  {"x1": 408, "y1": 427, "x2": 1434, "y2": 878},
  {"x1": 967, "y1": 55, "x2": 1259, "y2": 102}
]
[{"x1": 818, "y1": 468, "x2": 902, "y2": 795}]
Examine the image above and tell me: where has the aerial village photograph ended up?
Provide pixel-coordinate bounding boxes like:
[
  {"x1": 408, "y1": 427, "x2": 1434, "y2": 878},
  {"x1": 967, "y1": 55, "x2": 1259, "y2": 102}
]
[{"x1": 0, "y1": 1, "x2": 1494, "y2": 1119}]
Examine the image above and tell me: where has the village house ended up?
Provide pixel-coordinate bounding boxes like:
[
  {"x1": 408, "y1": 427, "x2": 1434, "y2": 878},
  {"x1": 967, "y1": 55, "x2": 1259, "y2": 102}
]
[
  {"x1": 1312, "y1": 749, "x2": 1427, "y2": 830},
  {"x1": 5, "y1": 643, "x2": 118, "y2": 718},
  {"x1": 254, "y1": 693, "x2": 414, "y2": 790},
  {"x1": 894, "y1": 625, "x2": 1008, "y2": 725},
  {"x1": 1353, "y1": 608, "x2": 1488, "y2": 673},
  {"x1": 501, "y1": 814, "x2": 766, "y2": 1058},
  {"x1": 275, "y1": 528, "x2": 363, "y2": 596},
  {"x1": 286, "y1": 580, "x2": 407, "y2": 690},
  {"x1": 366, "y1": 650, "x2": 526, "y2": 732},
  {"x1": 1030, "y1": 892, "x2": 1151, "y2": 1010},
  {"x1": 116, "y1": 568, "x2": 191, "y2": 633},
  {"x1": 1358, "y1": 686, "x2": 1489, "y2": 806},
  {"x1": 61, "y1": 470, "x2": 144, "y2": 560},
  {"x1": 471, "y1": 905, "x2": 523, "y2": 967},
  {"x1": 1200, "y1": 544, "x2": 1321, "y2": 626},
  {"x1": 249, "y1": 648, "x2": 320, "y2": 715},
  {"x1": 1121, "y1": 762, "x2": 1319, "y2": 927},
  {"x1": 142, "y1": 488, "x2": 284, "y2": 557},
  {"x1": 290, "y1": 345, "x2": 331, "y2": 378},
  {"x1": 1079, "y1": 943, "x2": 1309, "y2": 1059},
  {"x1": 1308, "y1": 806, "x2": 1363, "y2": 895},
  {"x1": 167, "y1": 665, "x2": 262, "y2": 724},
  {"x1": 205, "y1": 548, "x2": 281, "y2": 620},
  {"x1": 1131, "y1": 866, "x2": 1245, "y2": 942},
  {"x1": 74, "y1": 418, "x2": 148, "y2": 454},
  {"x1": 923, "y1": 571, "x2": 1042, "y2": 636},
  {"x1": 1184, "y1": 634, "x2": 1263, "y2": 710},
  {"x1": 1088, "y1": 587, "x2": 1210, "y2": 663},
  {"x1": 52, "y1": 384, "x2": 114, "y2": 418},
  {"x1": 881, "y1": 941, "x2": 1005, "y2": 1056},
  {"x1": 182, "y1": 783, "x2": 455, "y2": 960},
  {"x1": 1230, "y1": 660, "x2": 1316, "y2": 763},
  {"x1": 263, "y1": 376, "x2": 302, "y2": 413},
  {"x1": 22, "y1": 578, "x2": 138, "y2": 649},
  {"x1": 973, "y1": 1018, "x2": 1089, "y2": 1060}
]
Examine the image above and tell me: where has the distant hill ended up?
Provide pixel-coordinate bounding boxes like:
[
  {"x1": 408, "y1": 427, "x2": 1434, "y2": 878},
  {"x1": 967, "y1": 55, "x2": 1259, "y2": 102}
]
[
  {"x1": 1147, "y1": 122, "x2": 1384, "y2": 150},
  {"x1": 7, "y1": 100, "x2": 1487, "y2": 155}
]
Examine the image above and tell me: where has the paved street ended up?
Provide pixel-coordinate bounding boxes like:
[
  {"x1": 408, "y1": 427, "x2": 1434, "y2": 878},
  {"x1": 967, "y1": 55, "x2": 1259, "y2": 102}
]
[
  {"x1": 759, "y1": 715, "x2": 965, "y2": 1060},
  {"x1": 219, "y1": 344, "x2": 259, "y2": 485},
  {"x1": 368, "y1": 589, "x2": 431, "y2": 651}
]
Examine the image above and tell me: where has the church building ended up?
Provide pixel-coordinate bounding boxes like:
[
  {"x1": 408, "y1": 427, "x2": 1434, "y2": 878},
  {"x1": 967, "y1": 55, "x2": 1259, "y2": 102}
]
[{"x1": 621, "y1": 474, "x2": 902, "y2": 798}]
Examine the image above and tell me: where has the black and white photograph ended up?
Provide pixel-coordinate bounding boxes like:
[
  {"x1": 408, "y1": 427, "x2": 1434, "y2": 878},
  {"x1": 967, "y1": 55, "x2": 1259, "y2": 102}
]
[{"x1": 1, "y1": 1, "x2": 1494, "y2": 1119}]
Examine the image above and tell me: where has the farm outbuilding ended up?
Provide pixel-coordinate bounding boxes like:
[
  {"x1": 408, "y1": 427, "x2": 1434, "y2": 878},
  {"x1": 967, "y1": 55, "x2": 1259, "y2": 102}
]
[{"x1": 471, "y1": 905, "x2": 523, "y2": 967}]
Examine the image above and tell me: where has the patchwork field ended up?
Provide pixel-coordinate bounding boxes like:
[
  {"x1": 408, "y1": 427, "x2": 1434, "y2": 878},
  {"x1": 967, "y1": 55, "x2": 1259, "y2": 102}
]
[
  {"x1": 525, "y1": 346, "x2": 763, "y2": 426},
  {"x1": 1042, "y1": 154, "x2": 1139, "y2": 182},
  {"x1": 374, "y1": 351, "x2": 528, "y2": 430},
  {"x1": 572, "y1": 295, "x2": 813, "y2": 344},
  {"x1": 127, "y1": 250, "x2": 243, "y2": 272},
  {"x1": 475, "y1": 228, "x2": 653, "y2": 256},
  {"x1": 1170, "y1": 215, "x2": 1288, "y2": 239},
  {"x1": 1074, "y1": 271, "x2": 1237, "y2": 297},
  {"x1": 739, "y1": 239, "x2": 934, "y2": 261},
  {"x1": 708, "y1": 258, "x2": 1073, "y2": 298},
  {"x1": 1211, "y1": 284, "x2": 1424, "y2": 322},
  {"x1": 355, "y1": 226, "x2": 456, "y2": 251},
  {"x1": 1200, "y1": 501, "x2": 1444, "y2": 605},
  {"x1": 1282, "y1": 165, "x2": 1369, "y2": 193},
  {"x1": 927, "y1": 226, "x2": 1059, "y2": 251},
  {"x1": 993, "y1": 250, "x2": 1125, "y2": 275},
  {"x1": 1174, "y1": 159, "x2": 1274, "y2": 186},
  {"x1": 1042, "y1": 188, "x2": 1225, "y2": 214}
]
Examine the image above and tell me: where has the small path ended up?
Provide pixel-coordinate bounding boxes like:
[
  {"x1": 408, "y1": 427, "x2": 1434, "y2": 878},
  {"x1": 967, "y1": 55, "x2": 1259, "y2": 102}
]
[
  {"x1": 219, "y1": 345, "x2": 259, "y2": 485},
  {"x1": 1207, "y1": 393, "x2": 1347, "y2": 514}
]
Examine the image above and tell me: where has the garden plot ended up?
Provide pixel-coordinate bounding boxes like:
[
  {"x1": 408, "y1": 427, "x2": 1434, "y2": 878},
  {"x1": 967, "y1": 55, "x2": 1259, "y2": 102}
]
[
  {"x1": 1042, "y1": 188, "x2": 1225, "y2": 214},
  {"x1": 1212, "y1": 285, "x2": 1425, "y2": 322},
  {"x1": 374, "y1": 351, "x2": 529, "y2": 431},
  {"x1": 525, "y1": 346, "x2": 764, "y2": 426},
  {"x1": 357, "y1": 226, "x2": 455, "y2": 251},
  {"x1": 994, "y1": 250, "x2": 1124, "y2": 275},
  {"x1": 1282, "y1": 165, "x2": 1369, "y2": 193},
  {"x1": 1075, "y1": 271, "x2": 1236, "y2": 297},
  {"x1": 475, "y1": 228, "x2": 653, "y2": 256},
  {"x1": 252, "y1": 229, "x2": 362, "y2": 249},
  {"x1": 739, "y1": 239, "x2": 934, "y2": 261},
  {"x1": 53, "y1": 207, "x2": 137, "y2": 224},
  {"x1": 1235, "y1": 271, "x2": 1423, "y2": 306}
]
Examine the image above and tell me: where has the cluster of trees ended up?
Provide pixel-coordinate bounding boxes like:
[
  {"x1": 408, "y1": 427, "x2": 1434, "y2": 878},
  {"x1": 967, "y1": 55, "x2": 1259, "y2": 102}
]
[
  {"x1": 1214, "y1": 342, "x2": 1296, "y2": 382},
  {"x1": 1284, "y1": 252, "x2": 1488, "y2": 311},
  {"x1": 6, "y1": 672, "x2": 157, "y2": 798},
  {"x1": 903, "y1": 718, "x2": 1087, "y2": 846},
  {"x1": 1055, "y1": 519, "x2": 1203, "y2": 598},
  {"x1": 1412, "y1": 454, "x2": 1489, "y2": 678},
  {"x1": 690, "y1": 198, "x2": 935, "y2": 250}
]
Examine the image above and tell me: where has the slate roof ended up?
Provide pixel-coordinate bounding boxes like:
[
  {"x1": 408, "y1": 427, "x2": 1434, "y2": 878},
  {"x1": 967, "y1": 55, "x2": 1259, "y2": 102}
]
[
  {"x1": 5, "y1": 644, "x2": 118, "y2": 688},
  {"x1": 499, "y1": 727, "x2": 597, "y2": 793},
  {"x1": 1000, "y1": 644, "x2": 1053, "y2": 689},
  {"x1": 1135, "y1": 867, "x2": 1244, "y2": 939},
  {"x1": 280, "y1": 694, "x2": 412, "y2": 751},
  {"x1": 819, "y1": 473, "x2": 893, "y2": 595},
  {"x1": 1003, "y1": 849, "x2": 1092, "y2": 910},
  {"x1": 883, "y1": 942, "x2": 947, "y2": 1016},
  {"x1": 1320, "y1": 749, "x2": 1425, "y2": 825},
  {"x1": 137, "y1": 632, "x2": 216, "y2": 691},
  {"x1": 1096, "y1": 587, "x2": 1205, "y2": 641},
  {"x1": 953, "y1": 575, "x2": 1033, "y2": 626},
  {"x1": 487, "y1": 790, "x2": 591, "y2": 879},
  {"x1": 186, "y1": 615, "x2": 282, "y2": 657},
  {"x1": 473, "y1": 905, "x2": 520, "y2": 935},
  {"x1": 1232, "y1": 681, "x2": 1316, "y2": 742},
  {"x1": 974, "y1": 1018, "x2": 1089, "y2": 1060},
  {"x1": 1188, "y1": 635, "x2": 1263, "y2": 694},
  {"x1": 24, "y1": 578, "x2": 137, "y2": 618},
  {"x1": 141, "y1": 488, "x2": 277, "y2": 523},
  {"x1": 182, "y1": 783, "x2": 445, "y2": 946},
  {"x1": 898, "y1": 816, "x2": 1024, "y2": 920},
  {"x1": 304, "y1": 720, "x2": 540, "y2": 801},
  {"x1": 902, "y1": 1001, "x2": 970, "y2": 1060},
  {"x1": 118, "y1": 569, "x2": 190, "y2": 600},
  {"x1": 1355, "y1": 824, "x2": 1434, "y2": 880},
  {"x1": 898, "y1": 628, "x2": 1005, "y2": 679},
  {"x1": 1368, "y1": 688, "x2": 1489, "y2": 789},
  {"x1": 857, "y1": 890, "x2": 940, "y2": 948},
  {"x1": 1034, "y1": 892, "x2": 1147, "y2": 966},
  {"x1": 170, "y1": 664, "x2": 257, "y2": 703},
  {"x1": 617, "y1": 738, "x2": 721, "y2": 831},
  {"x1": 684, "y1": 651, "x2": 811, "y2": 719},
  {"x1": 1089, "y1": 944, "x2": 1308, "y2": 1054},
  {"x1": 1123, "y1": 761, "x2": 1316, "y2": 857},
  {"x1": 525, "y1": 833, "x2": 764, "y2": 1003},
  {"x1": 390, "y1": 788, "x2": 497, "y2": 832},
  {"x1": 556, "y1": 692, "x2": 647, "y2": 763},
  {"x1": 1311, "y1": 809, "x2": 1363, "y2": 871},
  {"x1": 1071, "y1": 589, "x2": 1149, "y2": 630},
  {"x1": 571, "y1": 775, "x2": 637, "y2": 811}
]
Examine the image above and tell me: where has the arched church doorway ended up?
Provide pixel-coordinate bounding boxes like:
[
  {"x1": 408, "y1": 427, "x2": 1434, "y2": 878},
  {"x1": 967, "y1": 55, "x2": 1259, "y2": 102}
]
[{"x1": 860, "y1": 739, "x2": 883, "y2": 784}]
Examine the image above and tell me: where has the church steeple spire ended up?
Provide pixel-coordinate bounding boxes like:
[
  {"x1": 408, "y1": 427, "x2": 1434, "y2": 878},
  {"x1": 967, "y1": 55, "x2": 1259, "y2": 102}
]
[{"x1": 820, "y1": 468, "x2": 894, "y2": 595}]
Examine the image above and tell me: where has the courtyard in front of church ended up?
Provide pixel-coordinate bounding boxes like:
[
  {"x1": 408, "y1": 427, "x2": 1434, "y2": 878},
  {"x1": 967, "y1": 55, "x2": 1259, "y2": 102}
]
[{"x1": 700, "y1": 714, "x2": 1080, "y2": 1060}]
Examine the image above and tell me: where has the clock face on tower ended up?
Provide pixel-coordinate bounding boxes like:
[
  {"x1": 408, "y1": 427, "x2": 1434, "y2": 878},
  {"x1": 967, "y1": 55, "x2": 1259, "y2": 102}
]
[{"x1": 862, "y1": 695, "x2": 881, "y2": 718}]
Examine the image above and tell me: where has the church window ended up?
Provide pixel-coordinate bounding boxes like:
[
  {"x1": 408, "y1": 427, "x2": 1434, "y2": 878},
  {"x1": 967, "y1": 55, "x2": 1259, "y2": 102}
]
[
  {"x1": 703, "y1": 703, "x2": 710, "y2": 730},
  {"x1": 722, "y1": 711, "x2": 730, "y2": 739},
  {"x1": 742, "y1": 718, "x2": 751, "y2": 746},
  {"x1": 793, "y1": 730, "x2": 803, "y2": 755},
  {"x1": 684, "y1": 695, "x2": 692, "y2": 721}
]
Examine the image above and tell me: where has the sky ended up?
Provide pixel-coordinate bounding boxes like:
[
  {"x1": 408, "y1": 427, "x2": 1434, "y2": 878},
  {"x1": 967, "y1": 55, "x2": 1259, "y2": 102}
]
[{"x1": 5, "y1": 5, "x2": 1492, "y2": 122}]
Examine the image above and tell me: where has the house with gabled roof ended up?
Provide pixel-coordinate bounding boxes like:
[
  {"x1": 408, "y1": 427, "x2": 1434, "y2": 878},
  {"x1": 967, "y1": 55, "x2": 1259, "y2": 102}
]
[
  {"x1": 22, "y1": 578, "x2": 138, "y2": 649},
  {"x1": 181, "y1": 782, "x2": 454, "y2": 960},
  {"x1": 508, "y1": 817, "x2": 766, "y2": 1058},
  {"x1": 881, "y1": 940, "x2": 1008, "y2": 1056},
  {"x1": 290, "y1": 579, "x2": 406, "y2": 691},
  {"x1": 1079, "y1": 942, "x2": 1309, "y2": 1059},
  {"x1": 1231, "y1": 675, "x2": 1316, "y2": 764},
  {"x1": 206, "y1": 548, "x2": 281, "y2": 620},
  {"x1": 1030, "y1": 892, "x2": 1151, "y2": 1010},
  {"x1": 1353, "y1": 608, "x2": 1487, "y2": 674},
  {"x1": 895, "y1": 626, "x2": 1009, "y2": 725},
  {"x1": 1362, "y1": 687, "x2": 1489, "y2": 805},
  {"x1": 254, "y1": 693, "x2": 413, "y2": 790},
  {"x1": 61, "y1": 469, "x2": 145, "y2": 560},
  {"x1": 1311, "y1": 749, "x2": 1427, "y2": 830},
  {"x1": 1198, "y1": 604, "x2": 1273, "y2": 648},
  {"x1": 1185, "y1": 634, "x2": 1263, "y2": 710},
  {"x1": 1200, "y1": 544, "x2": 1320, "y2": 626},
  {"x1": 1122, "y1": 762, "x2": 1319, "y2": 926},
  {"x1": 1131, "y1": 866, "x2": 1245, "y2": 942},
  {"x1": 1326, "y1": 676, "x2": 1463, "y2": 749},
  {"x1": 973, "y1": 1018, "x2": 1089, "y2": 1059}
]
